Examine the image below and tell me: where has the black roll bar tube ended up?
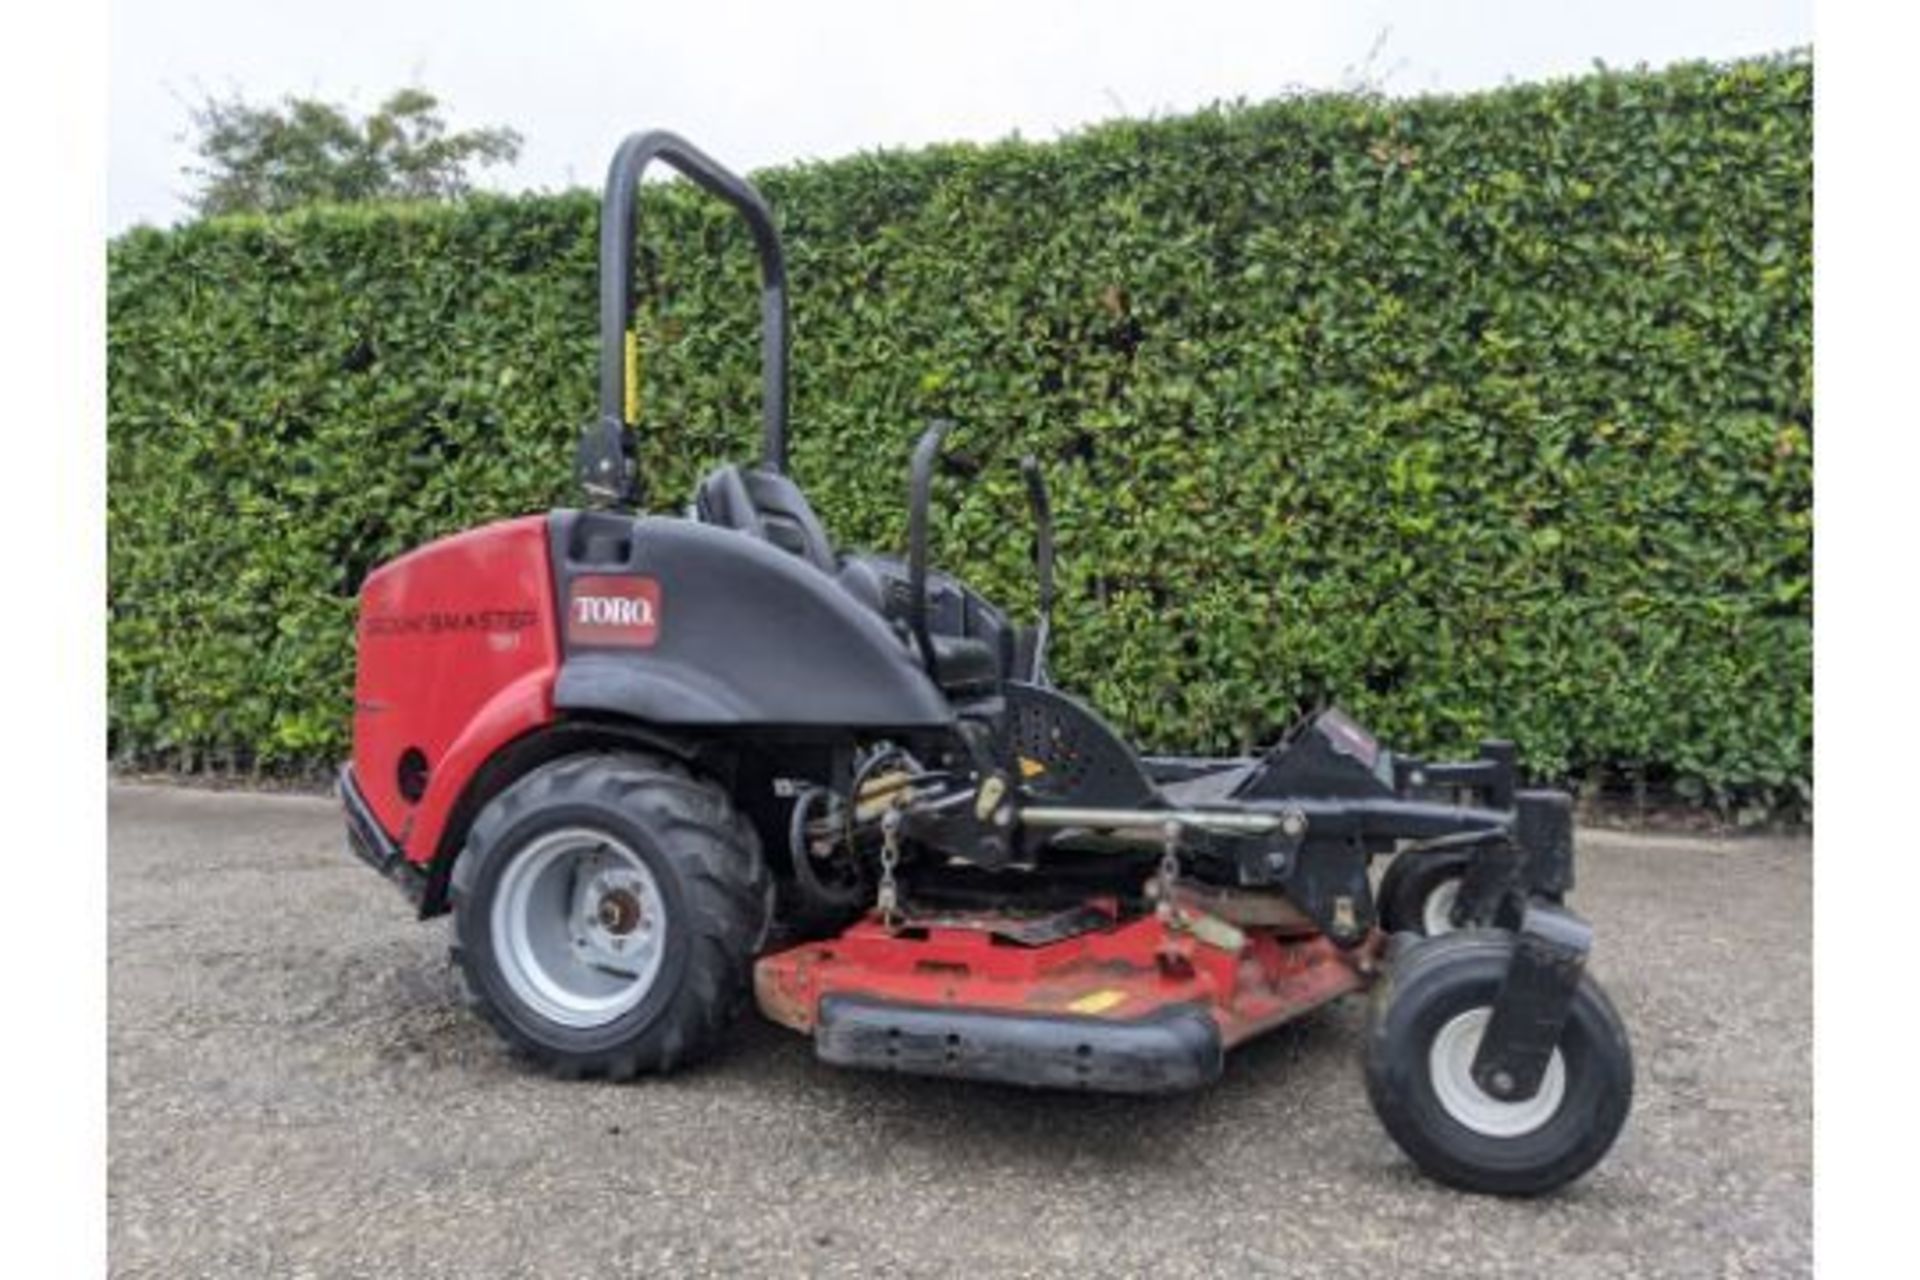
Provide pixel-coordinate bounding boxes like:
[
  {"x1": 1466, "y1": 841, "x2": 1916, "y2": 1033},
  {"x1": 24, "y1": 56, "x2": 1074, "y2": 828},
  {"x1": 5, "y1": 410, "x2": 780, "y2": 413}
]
[{"x1": 598, "y1": 130, "x2": 791, "y2": 473}]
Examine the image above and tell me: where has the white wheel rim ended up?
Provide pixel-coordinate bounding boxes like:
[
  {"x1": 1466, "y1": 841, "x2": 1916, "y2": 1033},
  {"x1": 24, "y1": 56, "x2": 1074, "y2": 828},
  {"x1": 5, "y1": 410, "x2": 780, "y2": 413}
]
[
  {"x1": 491, "y1": 827, "x2": 668, "y2": 1029},
  {"x1": 1428, "y1": 1007, "x2": 1568, "y2": 1138},
  {"x1": 1421, "y1": 877, "x2": 1462, "y2": 935}
]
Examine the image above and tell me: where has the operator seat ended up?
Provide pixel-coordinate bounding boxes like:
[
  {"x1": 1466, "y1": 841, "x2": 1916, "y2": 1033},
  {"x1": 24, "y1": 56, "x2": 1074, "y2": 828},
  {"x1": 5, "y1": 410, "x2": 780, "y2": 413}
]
[
  {"x1": 831, "y1": 559, "x2": 1004, "y2": 700},
  {"x1": 694, "y1": 463, "x2": 1002, "y2": 699},
  {"x1": 693, "y1": 463, "x2": 837, "y2": 575}
]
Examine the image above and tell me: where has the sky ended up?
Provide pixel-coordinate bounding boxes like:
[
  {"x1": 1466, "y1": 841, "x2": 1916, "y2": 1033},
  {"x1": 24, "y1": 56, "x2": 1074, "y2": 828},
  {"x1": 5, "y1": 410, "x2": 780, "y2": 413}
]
[{"x1": 109, "y1": 0, "x2": 1811, "y2": 232}]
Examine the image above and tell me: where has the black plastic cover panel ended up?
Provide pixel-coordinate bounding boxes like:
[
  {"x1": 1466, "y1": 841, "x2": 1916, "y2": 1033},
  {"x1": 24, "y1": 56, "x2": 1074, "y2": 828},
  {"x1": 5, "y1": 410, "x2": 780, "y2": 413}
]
[{"x1": 549, "y1": 511, "x2": 954, "y2": 730}]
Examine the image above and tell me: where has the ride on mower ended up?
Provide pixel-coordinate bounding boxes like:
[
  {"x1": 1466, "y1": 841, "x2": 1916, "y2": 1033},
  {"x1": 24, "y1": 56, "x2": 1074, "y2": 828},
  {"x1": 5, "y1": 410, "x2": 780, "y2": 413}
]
[{"x1": 340, "y1": 131, "x2": 1632, "y2": 1195}]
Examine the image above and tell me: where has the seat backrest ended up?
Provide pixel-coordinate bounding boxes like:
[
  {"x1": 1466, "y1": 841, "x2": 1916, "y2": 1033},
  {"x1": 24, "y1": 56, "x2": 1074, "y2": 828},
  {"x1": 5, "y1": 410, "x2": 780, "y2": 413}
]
[{"x1": 693, "y1": 464, "x2": 837, "y2": 574}]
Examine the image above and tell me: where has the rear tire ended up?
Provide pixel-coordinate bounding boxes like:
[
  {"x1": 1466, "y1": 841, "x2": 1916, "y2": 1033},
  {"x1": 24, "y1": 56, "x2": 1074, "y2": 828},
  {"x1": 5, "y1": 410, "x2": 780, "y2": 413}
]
[
  {"x1": 1363, "y1": 930, "x2": 1633, "y2": 1196},
  {"x1": 450, "y1": 751, "x2": 769, "y2": 1079},
  {"x1": 1376, "y1": 851, "x2": 1473, "y2": 937}
]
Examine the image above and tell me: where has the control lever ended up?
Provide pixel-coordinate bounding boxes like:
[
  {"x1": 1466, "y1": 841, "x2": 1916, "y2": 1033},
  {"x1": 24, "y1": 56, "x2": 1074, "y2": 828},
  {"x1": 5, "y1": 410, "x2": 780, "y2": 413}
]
[
  {"x1": 906, "y1": 420, "x2": 951, "y2": 676},
  {"x1": 1019, "y1": 455, "x2": 1055, "y2": 685}
]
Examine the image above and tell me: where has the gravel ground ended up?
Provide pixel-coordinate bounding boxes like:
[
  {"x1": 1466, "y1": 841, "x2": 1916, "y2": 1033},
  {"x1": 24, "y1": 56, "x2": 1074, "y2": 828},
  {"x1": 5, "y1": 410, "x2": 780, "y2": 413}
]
[{"x1": 109, "y1": 783, "x2": 1810, "y2": 1278}]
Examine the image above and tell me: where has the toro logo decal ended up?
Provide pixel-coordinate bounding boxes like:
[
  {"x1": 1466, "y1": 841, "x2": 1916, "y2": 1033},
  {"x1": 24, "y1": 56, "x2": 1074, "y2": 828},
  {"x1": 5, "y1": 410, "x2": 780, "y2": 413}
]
[{"x1": 566, "y1": 575, "x2": 661, "y2": 648}]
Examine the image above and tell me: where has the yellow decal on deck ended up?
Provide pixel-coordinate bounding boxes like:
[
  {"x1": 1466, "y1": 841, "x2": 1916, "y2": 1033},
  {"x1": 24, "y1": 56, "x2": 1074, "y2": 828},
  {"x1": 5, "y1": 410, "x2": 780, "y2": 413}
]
[
  {"x1": 1067, "y1": 989, "x2": 1127, "y2": 1015},
  {"x1": 1018, "y1": 756, "x2": 1047, "y2": 779}
]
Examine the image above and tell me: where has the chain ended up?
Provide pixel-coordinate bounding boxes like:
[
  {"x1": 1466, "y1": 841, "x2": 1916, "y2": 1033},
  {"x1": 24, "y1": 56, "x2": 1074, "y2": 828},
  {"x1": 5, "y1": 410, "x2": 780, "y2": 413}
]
[
  {"x1": 876, "y1": 807, "x2": 903, "y2": 929},
  {"x1": 1156, "y1": 818, "x2": 1184, "y2": 926}
]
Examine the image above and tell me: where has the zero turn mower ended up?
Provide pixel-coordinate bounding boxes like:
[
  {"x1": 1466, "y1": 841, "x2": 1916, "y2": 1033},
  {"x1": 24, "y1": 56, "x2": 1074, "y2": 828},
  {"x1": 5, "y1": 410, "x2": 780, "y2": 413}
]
[{"x1": 341, "y1": 132, "x2": 1632, "y2": 1195}]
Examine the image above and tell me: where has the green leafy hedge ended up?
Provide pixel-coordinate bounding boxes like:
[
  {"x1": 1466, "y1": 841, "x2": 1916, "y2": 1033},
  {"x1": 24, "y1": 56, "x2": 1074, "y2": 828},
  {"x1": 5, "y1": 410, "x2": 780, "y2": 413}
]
[{"x1": 108, "y1": 55, "x2": 1812, "y2": 811}]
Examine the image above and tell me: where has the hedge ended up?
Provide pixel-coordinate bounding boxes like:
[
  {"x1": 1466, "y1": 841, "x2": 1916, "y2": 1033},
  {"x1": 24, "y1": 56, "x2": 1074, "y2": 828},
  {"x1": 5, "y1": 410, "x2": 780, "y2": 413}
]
[{"x1": 107, "y1": 54, "x2": 1812, "y2": 813}]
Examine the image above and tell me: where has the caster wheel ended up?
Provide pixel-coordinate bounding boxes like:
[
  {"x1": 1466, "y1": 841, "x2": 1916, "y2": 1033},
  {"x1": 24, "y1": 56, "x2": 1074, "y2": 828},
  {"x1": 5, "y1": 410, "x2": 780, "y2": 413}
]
[
  {"x1": 1377, "y1": 851, "x2": 1473, "y2": 936},
  {"x1": 1363, "y1": 930, "x2": 1633, "y2": 1195},
  {"x1": 450, "y1": 751, "x2": 769, "y2": 1079}
]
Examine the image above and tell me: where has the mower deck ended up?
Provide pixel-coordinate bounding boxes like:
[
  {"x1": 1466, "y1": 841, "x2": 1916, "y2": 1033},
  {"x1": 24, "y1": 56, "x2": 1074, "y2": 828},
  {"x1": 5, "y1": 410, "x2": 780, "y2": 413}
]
[{"x1": 755, "y1": 905, "x2": 1377, "y2": 1093}]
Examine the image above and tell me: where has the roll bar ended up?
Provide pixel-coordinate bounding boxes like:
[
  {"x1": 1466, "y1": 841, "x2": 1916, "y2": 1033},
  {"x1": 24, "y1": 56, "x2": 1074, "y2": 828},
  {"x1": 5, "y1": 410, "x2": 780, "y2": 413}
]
[{"x1": 598, "y1": 130, "x2": 791, "y2": 475}]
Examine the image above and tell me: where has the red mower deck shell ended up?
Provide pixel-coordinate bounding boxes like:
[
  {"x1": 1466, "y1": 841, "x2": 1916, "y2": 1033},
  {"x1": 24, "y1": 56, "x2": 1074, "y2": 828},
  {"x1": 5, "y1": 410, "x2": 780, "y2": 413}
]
[
  {"x1": 756, "y1": 907, "x2": 1379, "y2": 1049},
  {"x1": 352, "y1": 515, "x2": 560, "y2": 862}
]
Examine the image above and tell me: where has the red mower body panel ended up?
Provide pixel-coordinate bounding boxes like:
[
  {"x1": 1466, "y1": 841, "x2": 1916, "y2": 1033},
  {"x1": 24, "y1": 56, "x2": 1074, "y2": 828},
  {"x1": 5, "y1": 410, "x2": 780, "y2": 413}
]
[{"x1": 352, "y1": 515, "x2": 560, "y2": 864}]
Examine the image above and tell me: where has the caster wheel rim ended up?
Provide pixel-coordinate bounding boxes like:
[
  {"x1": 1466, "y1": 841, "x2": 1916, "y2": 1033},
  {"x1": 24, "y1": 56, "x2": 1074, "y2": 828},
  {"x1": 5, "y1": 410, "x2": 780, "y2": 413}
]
[
  {"x1": 1421, "y1": 877, "x2": 1462, "y2": 935},
  {"x1": 491, "y1": 826, "x2": 668, "y2": 1029},
  {"x1": 1428, "y1": 1007, "x2": 1567, "y2": 1138}
]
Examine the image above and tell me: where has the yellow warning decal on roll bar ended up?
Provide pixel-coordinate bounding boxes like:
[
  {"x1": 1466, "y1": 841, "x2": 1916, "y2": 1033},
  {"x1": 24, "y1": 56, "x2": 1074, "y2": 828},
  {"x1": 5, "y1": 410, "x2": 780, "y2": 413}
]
[{"x1": 624, "y1": 330, "x2": 642, "y2": 424}]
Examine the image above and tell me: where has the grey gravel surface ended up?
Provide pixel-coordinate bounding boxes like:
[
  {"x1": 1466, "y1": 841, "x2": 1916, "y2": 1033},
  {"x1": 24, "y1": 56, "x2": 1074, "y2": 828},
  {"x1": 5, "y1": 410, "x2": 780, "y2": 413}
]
[{"x1": 109, "y1": 783, "x2": 1810, "y2": 1278}]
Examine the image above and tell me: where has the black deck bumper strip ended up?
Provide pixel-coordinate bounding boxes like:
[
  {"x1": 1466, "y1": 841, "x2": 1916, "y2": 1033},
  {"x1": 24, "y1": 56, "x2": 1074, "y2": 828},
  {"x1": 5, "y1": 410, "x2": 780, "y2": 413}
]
[{"x1": 815, "y1": 995, "x2": 1224, "y2": 1094}]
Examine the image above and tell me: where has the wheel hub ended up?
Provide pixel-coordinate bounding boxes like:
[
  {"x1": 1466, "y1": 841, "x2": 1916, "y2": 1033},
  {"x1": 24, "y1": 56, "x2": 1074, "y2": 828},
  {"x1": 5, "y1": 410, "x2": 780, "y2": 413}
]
[
  {"x1": 574, "y1": 866, "x2": 657, "y2": 967},
  {"x1": 489, "y1": 829, "x2": 669, "y2": 1029},
  {"x1": 595, "y1": 886, "x2": 644, "y2": 934},
  {"x1": 1428, "y1": 1006, "x2": 1567, "y2": 1138}
]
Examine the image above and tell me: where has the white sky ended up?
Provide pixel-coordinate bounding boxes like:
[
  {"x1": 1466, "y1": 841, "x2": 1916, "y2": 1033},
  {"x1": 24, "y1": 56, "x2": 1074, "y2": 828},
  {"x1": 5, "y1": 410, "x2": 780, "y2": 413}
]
[{"x1": 109, "y1": 0, "x2": 1810, "y2": 232}]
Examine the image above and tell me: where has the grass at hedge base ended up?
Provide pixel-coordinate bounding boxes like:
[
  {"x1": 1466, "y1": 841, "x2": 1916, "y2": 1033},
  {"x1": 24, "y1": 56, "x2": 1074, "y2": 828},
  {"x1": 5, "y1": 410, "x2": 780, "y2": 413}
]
[{"x1": 107, "y1": 54, "x2": 1812, "y2": 817}]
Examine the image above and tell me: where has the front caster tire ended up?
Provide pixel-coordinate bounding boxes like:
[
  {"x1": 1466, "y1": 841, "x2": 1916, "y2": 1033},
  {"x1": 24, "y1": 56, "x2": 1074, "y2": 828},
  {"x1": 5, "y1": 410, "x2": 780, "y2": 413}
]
[
  {"x1": 450, "y1": 751, "x2": 769, "y2": 1080},
  {"x1": 1376, "y1": 851, "x2": 1472, "y2": 937},
  {"x1": 1363, "y1": 930, "x2": 1633, "y2": 1196}
]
